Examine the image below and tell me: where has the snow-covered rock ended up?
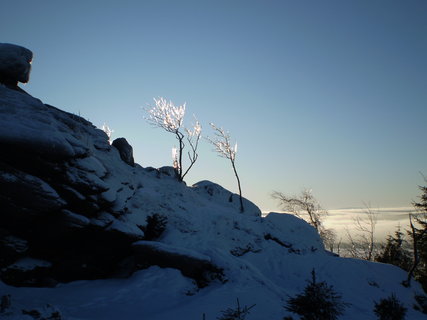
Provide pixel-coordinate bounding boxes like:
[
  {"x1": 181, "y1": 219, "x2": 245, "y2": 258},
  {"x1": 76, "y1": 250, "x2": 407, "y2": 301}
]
[
  {"x1": 0, "y1": 84, "x2": 425, "y2": 319},
  {"x1": 192, "y1": 180, "x2": 261, "y2": 216},
  {"x1": 0, "y1": 86, "x2": 260, "y2": 287},
  {"x1": 0, "y1": 43, "x2": 32, "y2": 85},
  {"x1": 112, "y1": 137, "x2": 135, "y2": 166}
]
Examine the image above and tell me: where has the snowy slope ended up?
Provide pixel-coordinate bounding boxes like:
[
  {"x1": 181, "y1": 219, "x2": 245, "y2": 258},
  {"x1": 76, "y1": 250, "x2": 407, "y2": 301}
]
[{"x1": 0, "y1": 87, "x2": 425, "y2": 319}]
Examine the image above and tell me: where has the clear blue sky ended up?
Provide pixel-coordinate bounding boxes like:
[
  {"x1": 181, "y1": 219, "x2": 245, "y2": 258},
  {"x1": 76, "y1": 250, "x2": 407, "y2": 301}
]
[{"x1": 2, "y1": 0, "x2": 426, "y2": 211}]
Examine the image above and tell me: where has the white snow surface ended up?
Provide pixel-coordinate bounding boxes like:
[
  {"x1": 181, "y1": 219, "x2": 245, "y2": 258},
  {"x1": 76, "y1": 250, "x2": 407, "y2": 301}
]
[
  {"x1": 0, "y1": 87, "x2": 425, "y2": 319},
  {"x1": 6, "y1": 258, "x2": 51, "y2": 272}
]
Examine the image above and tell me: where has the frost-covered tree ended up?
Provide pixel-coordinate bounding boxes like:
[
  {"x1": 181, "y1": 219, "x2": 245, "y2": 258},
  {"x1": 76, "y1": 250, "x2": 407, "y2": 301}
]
[
  {"x1": 207, "y1": 123, "x2": 244, "y2": 212},
  {"x1": 272, "y1": 189, "x2": 332, "y2": 245},
  {"x1": 146, "y1": 97, "x2": 201, "y2": 181},
  {"x1": 182, "y1": 117, "x2": 202, "y2": 179},
  {"x1": 101, "y1": 122, "x2": 114, "y2": 143}
]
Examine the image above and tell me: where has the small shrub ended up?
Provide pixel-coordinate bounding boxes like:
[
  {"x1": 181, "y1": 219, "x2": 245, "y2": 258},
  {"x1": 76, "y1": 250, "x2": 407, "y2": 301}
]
[
  {"x1": 373, "y1": 294, "x2": 407, "y2": 320},
  {"x1": 143, "y1": 214, "x2": 167, "y2": 240},
  {"x1": 285, "y1": 269, "x2": 348, "y2": 320},
  {"x1": 0, "y1": 294, "x2": 11, "y2": 313},
  {"x1": 414, "y1": 294, "x2": 427, "y2": 314},
  {"x1": 217, "y1": 298, "x2": 255, "y2": 320}
]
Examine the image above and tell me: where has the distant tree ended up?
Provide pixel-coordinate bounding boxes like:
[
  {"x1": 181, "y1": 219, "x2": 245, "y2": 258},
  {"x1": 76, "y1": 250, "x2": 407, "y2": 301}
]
[
  {"x1": 322, "y1": 228, "x2": 338, "y2": 253},
  {"x1": 272, "y1": 189, "x2": 333, "y2": 246},
  {"x1": 375, "y1": 227, "x2": 412, "y2": 272},
  {"x1": 146, "y1": 97, "x2": 201, "y2": 181},
  {"x1": 285, "y1": 269, "x2": 348, "y2": 320},
  {"x1": 345, "y1": 204, "x2": 379, "y2": 261},
  {"x1": 373, "y1": 294, "x2": 407, "y2": 320},
  {"x1": 207, "y1": 123, "x2": 244, "y2": 213}
]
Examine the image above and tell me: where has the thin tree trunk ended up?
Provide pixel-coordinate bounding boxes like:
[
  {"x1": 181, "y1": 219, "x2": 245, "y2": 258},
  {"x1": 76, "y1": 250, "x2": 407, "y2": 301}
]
[
  {"x1": 404, "y1": 214, "x2": 427, "y2": 287},
  {"x1": 177, "y1": 132, "x2": 184, "y2": 181},
  {"x1": 404, "y1": 215, "x2": 418, "y2": 287},
  {"x1": 231, "y1": 158, "x2": 244, "y2": 212}
]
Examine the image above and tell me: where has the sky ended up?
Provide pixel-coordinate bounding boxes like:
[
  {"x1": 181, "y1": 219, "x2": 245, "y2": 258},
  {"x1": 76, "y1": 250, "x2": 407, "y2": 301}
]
[{"x1": 1, "y1": 0, "x2": 426, "y2": 212}]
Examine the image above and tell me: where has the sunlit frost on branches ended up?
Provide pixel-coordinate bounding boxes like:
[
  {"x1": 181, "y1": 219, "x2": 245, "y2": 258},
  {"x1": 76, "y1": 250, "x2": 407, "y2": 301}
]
[
  {"x1": 146, "y1": 97, "x2": 185, "y2": 132},
  {"x1": 145, "y1": 97, "x2": 201, "y2": 181},
  {"x1": 208, "y1": 123, "x2": 237, "y2": 161},
  {"x1": 101, "y1": 123, "x2": 114, "y2": 143},
  {"x1": 207, "y1": 123, "x2": 243, "y2": 212}
]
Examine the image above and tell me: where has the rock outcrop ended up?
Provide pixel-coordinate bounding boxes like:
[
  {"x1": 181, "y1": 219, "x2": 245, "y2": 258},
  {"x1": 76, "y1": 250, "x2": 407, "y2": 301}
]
[
  {"x1": 0, "y1": 43, "x2": 32, "y2": 92},
  {"x1": 112, "y1": 137, "x2": 135, "y2": 166},
  {"x1": 0, "y1": 82, "x2": 259, "y2": 287},
  {"x1": 0, "y1": 87, "x2": 142, "y2": 286}
]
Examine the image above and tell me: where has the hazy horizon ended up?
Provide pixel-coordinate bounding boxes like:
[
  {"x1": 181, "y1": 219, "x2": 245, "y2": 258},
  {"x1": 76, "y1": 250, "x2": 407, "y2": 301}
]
[{"x1": 264, "y1": 206, "x2": 417, "y2": 243}]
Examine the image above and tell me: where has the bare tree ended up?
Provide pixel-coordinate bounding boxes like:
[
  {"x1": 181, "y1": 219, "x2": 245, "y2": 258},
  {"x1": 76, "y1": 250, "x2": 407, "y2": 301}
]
[
  {"x1": 207, "y1": 123, "x2": 244, "y2": 212},
  {"x1": 322, "y1": 228, "x2": 339, "y2": 254},
  {"x1": 345, "y1": 204, "x2": 378, "y2": 261},
  {"x1": 182, "y1": 117, "x2": 201, "y2": 179},
  {"x1": 272, "y1": 189, "x2": 333, "y2": 247},
  {"x1": 272, "y1": 189, "x2": 326, "y2": 232},
  {"x1": 146, "y1": 97, "x2": 201, "y2": 181}
]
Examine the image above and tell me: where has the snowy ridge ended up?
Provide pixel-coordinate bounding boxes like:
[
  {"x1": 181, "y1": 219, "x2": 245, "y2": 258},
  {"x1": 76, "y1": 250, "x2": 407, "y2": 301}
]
[{"x1": 0, "y1": 87, "x2": 425, "y2": 319}]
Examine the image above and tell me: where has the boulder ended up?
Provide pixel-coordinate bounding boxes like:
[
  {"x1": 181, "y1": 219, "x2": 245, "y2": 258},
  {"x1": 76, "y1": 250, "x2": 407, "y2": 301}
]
[
  {"x1": 132, "y1": 241, "x2": 225, "y2": 288},
  {"x1": 112, "y1": 138, "x2": 135, "y2": 166},
  {"x1": 1, "y1": 258, "x2": 56, "y2": 287},
  {"x1": 0, "y1": 43, "x2": 33, "y2": 88}
]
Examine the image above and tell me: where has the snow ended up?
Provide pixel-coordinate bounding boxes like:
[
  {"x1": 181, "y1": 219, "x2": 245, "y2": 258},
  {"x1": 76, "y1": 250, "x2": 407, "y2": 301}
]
[
  {"x1": 0, "y1": 86, "x2": 425, "y2": 319},
  {"x1": 61, "y1": 210, "x2": 91, "y2": 227},
  {"x1": 106, "y1": 219, "x2": 145, "y2": 239},
  {"x1": 133, "y1": 241, "x2": 212, "y2": 262},
  {"x1": 5, "y1": 258, "x2": 51, "y2": 272},
  {"x1": 0, "y1": 87, "x2": 89, "y2": 158}
]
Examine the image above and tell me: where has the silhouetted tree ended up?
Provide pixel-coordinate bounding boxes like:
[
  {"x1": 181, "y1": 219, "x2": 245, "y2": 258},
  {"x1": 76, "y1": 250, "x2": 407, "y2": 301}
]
[
  {"x1": 285, "y1": 269, "x2": 348, "y2": 320},
  {"x1": 373, "y1": 294, "x2": 407, "y2": 320},
  {"x1": 375, "y1": 227, "x2": 411, "y2": 272},
  {"x1": 405, "y1": 180, "x2": 427, "y2": 290}
]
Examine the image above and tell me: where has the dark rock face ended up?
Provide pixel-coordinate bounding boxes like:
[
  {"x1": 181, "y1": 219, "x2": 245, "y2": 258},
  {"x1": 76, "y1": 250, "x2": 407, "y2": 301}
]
[
  {"x1": 112, "y1": 137, "x2": 135, "y2": 166},
  {"x1": 0, "y1": 49, "x2": 230, "y2": 287},
  {"x1": 0, "y1": 43, "x2": 33, "y2": 91},
  {"x1": 0, "y1": 87, "x2": 143, "y2": 286},
  {"x1": 0, "y1": 86, "x2": 225, "y2": 288},
  {"x1": 133, "y1": 241, "x2": 225, "y2": 288}
]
